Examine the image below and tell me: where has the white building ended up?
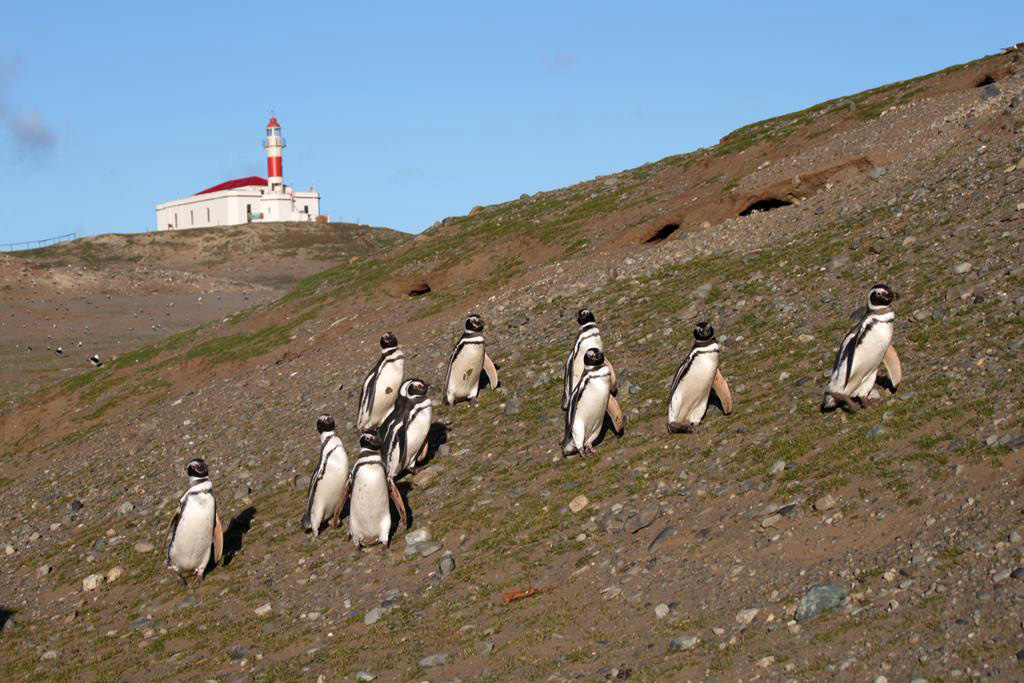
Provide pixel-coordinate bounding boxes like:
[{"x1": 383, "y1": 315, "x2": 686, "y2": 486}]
[{"x1": 156, "y1": 116, "x2": 323, "y2": 231}]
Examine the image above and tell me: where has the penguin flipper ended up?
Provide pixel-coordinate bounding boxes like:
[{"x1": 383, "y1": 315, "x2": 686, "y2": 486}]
[
  {"x1": 331, "y1": 481, "x2": 351, "y2": 528},
  {"x1": 882, "y1": 344, "x2": 902, "y2": 391},
  {"x1": 712, "y1": 369, "x2": 733, "y2": 415},
  {"x1": 606, "y1": 395, "x2": 625, "y2": 435},
  {"x1": 166, "y1": 510, "x2": 181, "y2": 548},
  {"x1": 388, "y1": 479, "x2": 408, "y2": 529},
  {"x1": 606, "y1": 359, "x2": 619, "y2": 395},
  {"x1": 483, "y1": 353, "x2": 499, "y2": 388},
  {"x1": 212, "y1": 514, "x2": 224, "y2": 564}
]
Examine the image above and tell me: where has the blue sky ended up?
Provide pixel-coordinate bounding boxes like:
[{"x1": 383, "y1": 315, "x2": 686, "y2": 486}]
[{"x1": 1, "y1": 2, "x2": 1021, "y2": 244}]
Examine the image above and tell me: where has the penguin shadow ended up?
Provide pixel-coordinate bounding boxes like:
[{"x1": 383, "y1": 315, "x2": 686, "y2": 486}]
[
  {"x1": 707, "y1": 389, "x2": 730, "y2": 417},
  {"x1": 478, "y1": 365, "x2": 499, "y2": 391},
  {"x1": 420, "y1": 422, "x2": 450, "y2": 468},
  {"x1": 0, "y1": 607, "x2": 14, "y2": 630},
  {"x1": 875, "y1": 375, "x2": 898, "y2": 394},
  {"x1": 590, "y1": 413, "x2": 626, "y2": 450},
  {"x1": 220, "y1": 506, "x2": 256, "y2": 567}
]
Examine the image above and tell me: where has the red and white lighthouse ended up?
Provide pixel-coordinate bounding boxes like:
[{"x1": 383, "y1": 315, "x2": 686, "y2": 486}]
[{"x1": 264, "y1": 115, "x2": 285, "y2": 193}]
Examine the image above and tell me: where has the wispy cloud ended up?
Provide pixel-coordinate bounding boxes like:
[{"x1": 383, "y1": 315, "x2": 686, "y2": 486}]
[
  {"x1": 542, "y1": 51, "x2": 576, "y2": 71},
  {"x1": 0, "y1": 57, "x2": 57, "y2": 163}
]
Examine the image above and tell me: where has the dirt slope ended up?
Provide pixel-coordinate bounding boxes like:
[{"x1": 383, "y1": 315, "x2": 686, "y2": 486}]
[
  {"x1": 0, "y1": 222, "x2": 407, "y2": 404},
  {"x1": 1, "y1": 48, "x2": 1024, "y2": 681}
]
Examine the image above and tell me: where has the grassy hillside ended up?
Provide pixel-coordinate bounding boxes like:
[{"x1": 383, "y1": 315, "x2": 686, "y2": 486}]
[{"x1": 1, "y1": 48, "x2": 1023, "y2": 681}]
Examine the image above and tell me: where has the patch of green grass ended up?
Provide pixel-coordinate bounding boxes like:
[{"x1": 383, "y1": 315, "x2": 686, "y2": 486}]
[{"x1": 184, "y1": 307, "x2": 317, "y2": 365}]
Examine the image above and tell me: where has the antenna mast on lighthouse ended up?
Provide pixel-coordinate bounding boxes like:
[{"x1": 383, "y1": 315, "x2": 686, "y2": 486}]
[{"x1": 264, "y1": 114, "x2": 285, "y2": 193}]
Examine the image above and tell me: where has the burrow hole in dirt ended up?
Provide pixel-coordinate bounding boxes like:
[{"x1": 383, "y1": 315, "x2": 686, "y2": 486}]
[
  {"x1": 408, "y1": 283, "x2": 432, "y2": 297},
  {"x1": 976, "y1": 74, "x2": 996, "y2": 87},
  {"x1": 645, "y1": 223, "x2": 681, "y2": 243},
  {"x1": 739, "y1": 198, "x2": 793, "y2": 216}
]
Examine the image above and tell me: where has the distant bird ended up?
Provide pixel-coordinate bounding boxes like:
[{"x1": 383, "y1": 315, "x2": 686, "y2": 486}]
[
  {"x1": 89, "y1": 355, "x2": 102, "y2": 367},
  {"x1": 563, "y1": 308, "x2": 617, "y2": 411},
  {"x1": 821, "y1": 284, "x2": 901, "y2": 413},
  {"x1": 443, "y1": 315, "x2": 498, "y2": 405},
  {"x1": 667, "y1": 322, "x2": 733, "y2": 433},
  {"x1": 166, "y1": 459, "x2": 223, "y2": 587},
  {"x1": 357, "y1": 333, "x2": 404, "y2": 432}
]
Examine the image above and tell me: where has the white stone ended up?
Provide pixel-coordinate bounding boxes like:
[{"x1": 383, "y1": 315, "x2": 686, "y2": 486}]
[
  {"x1": 82, "y1": 574, "x2": 105, "y2": 591},
  {"x1": 569, "y1": 495, "x2": 589, "y2": 513}
]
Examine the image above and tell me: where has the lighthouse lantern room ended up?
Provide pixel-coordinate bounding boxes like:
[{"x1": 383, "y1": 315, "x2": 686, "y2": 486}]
[{"x1": 155, "y1": 116, "x2": 323, "y2": 231}]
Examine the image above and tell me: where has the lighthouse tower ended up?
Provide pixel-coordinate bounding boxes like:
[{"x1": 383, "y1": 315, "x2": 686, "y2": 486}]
[
  {"x1": 155, "y1": 115, "x2": 323, "y2": 230},
  {"x1": 264, "y1": 116, "x2": 285, "y2": 193}
]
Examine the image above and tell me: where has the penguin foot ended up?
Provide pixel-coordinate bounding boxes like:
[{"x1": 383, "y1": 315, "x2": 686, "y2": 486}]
[
  {"x1": 667, "y1": 421, "x2": 694, "y2": 434},
  {"x1": 300, "y1": 513, "x2": 312, "y2": 533},
  {"x1": 827, "y1": 392, "x2": 860, "y2": 413}
]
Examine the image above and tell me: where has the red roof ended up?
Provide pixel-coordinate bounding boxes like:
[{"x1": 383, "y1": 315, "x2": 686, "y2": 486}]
[
  {"x1": 195, "y1": 176, "x2": 267, "y2": 195},
  {"x1": 267, "y1": 116, "x2": 280, "y2": 128}
]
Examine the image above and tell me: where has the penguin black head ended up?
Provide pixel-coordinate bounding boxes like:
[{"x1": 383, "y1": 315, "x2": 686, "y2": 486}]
[
  {"x1": 466, "y1": 314, "x2": 484, "y2": 333},
  {"x1": 693, "y1": 322, "x2": 715, "y2": 342},
  {"x1": 186, "y1": 458, "x2": 209, "y2": 479},
  {"x1": 576, "y1": 308, "x2": 596, "y2": 326},
  {"x1": 379, "y1": 332, "x2": 398, "y2": 350},
  {"x1": 359, "y1": 431, "x2": 381, "y2": 450},
  {"x1": 583, "y1": 348, "x2": 605, "y2": 367},
  {"x1": 316, "y1": 414, "x2": 336, "y2": 434},
  {"x1": 868, "y1": 284, "x2": 896, "y2": 309},
  {"x1": 406, "y1": 378, "x2": 428, "y2": 397}
]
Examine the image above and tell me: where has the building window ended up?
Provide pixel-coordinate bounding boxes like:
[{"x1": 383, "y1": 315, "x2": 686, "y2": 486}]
[
  {"x1": 190, "y1": 210, "x2": 194, "y2": 225},
  {"x1": 246, "y1": 204, "x2": 252, "y2": 222},
  {"x1": 174, "y1": 213, "x2": 178, "y2": 228},
  {"x1": 207, "y1": 207, "x2": 210, "y2": 222},
  {"x1": 304, "y1": 205, "x2": 309, "y2": 214}
]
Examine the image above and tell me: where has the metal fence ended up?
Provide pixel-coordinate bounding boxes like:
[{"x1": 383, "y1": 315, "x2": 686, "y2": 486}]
[{"x1": 0, "y1": 232, "x2": 77, "y2": 253}]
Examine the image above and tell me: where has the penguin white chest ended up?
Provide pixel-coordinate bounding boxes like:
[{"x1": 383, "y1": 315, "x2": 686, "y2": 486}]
[
  {"x1": 309, "y1": 454, "x2": 349, "y2": 529},
  {"x1": 370, "y1": 358, "x2": 405, "y2": 425},
  {"x1": 573, "y1": 373, "x2": 611, "y2": 448},
  {"x1": 669, "y1": 351, "x2": 719, "y2": 424},
  {"x1": 405, "y1": 403, "x2": 432, "y2": 464},
  {"x1": 831, "y1": 319, "x2": 893, "y2": 396},
  {"x1": 349, "y1": 468, "x2": 391, "y2": 546},
  {"x1": 448, "y1": 344, "x2": 484, "y2": 400},
  {"x1": 169, "y1": 493, "x2": 215, "y2": 572}
]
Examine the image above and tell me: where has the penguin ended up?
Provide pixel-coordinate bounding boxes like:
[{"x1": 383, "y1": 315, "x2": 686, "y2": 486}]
[
  {"x1": 562, "y1": 349, "x2": 624, "y2": 456},
  {"x1": 89, "y1": 354, "x2": 102, "y2": 367},
  {"x1": 166, "y1": 459, "x2": 223, "y2": 587},
  {"x1": 357, "y1": 332, "x2": 405, "y2": 432},
  {"x1": 822, "y1": 284, "x2": 901, "y2": 412},
  {"x1": 380, "y1": 378, "x2": 433, "y2": 479},
  {"x1": 667, "y1": 322, "x2": 733, "y2": 433},
  {"x1": 335, "y1": 432, "x2": 408, "y2": 548},
  {"x1": 55, "y1": 347, "x2": 63, "y2": 356},
  {"x1": 562, "y1": 308, "x2": 618, "y2": 411},
  {"x1": 443, "y1": 314, "x2": 499, "y2": 406},
  {"x1": 300, "y1": 414, "x2": 350, "y2": 538}
]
